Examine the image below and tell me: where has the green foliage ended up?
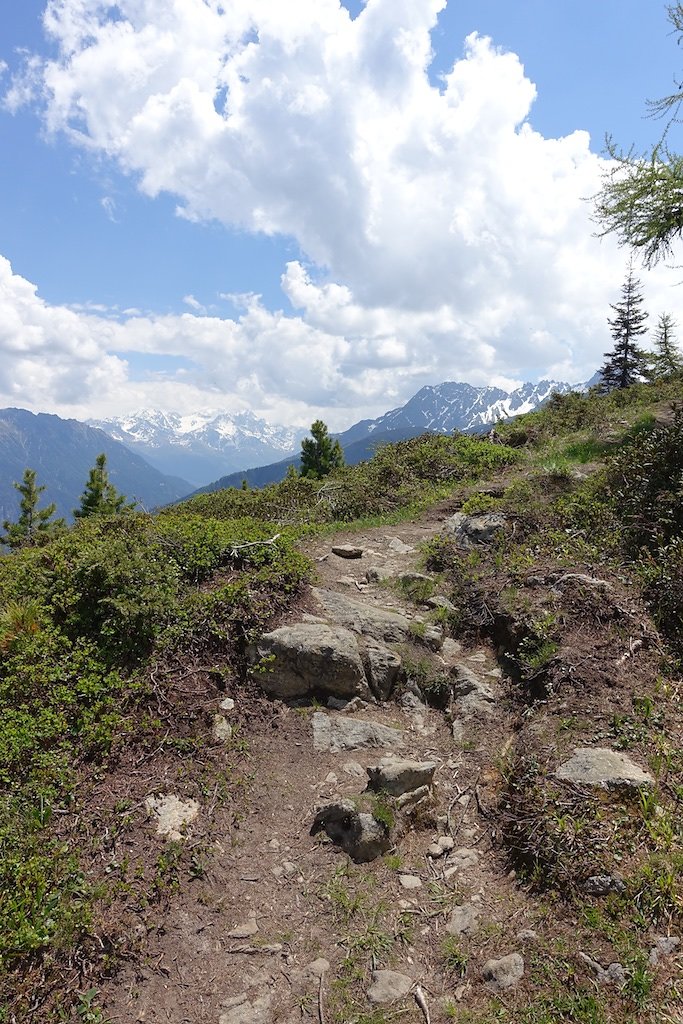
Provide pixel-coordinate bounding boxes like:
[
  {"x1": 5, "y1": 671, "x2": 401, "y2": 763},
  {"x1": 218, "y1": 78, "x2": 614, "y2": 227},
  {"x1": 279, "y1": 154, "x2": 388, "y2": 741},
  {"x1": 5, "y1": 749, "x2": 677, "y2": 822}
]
[
  {"x1": 651, "y1": 312, "x2": 683, "y2": 379},
  {"x1": 460, "y1": 492, "x2": 500, "y2": 515},
  {"x1": 300, "y1": 420, "x2": 344, "y2": 479},
  {"x1": 600, "y1": 262, "x2": 651, "y2": 392},
  {"x1": 1, "y1": 469, "x2": 64, "y2": 550},
  {"x1": 441, "y1": 935, "x2": 468, "y2": 977},
  {"x1": 74, "y1": 453, "x2": 135, "y2": 518}
]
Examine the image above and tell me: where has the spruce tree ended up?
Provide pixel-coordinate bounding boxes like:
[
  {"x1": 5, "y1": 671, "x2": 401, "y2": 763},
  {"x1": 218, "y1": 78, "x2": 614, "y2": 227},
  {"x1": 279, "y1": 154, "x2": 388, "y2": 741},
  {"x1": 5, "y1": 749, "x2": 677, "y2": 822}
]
[
  {"x1": 74, "y1": 453, "x2": 135, "y2": 518},
  {"x1": 652, "y1": 312, "x2": 683, "y2": 379},
  {"x1": 300, "y1": 420, "x2": 345, "y2": 479},
  {"x1": 600, "y1": 263, "x2": 651, "y2": 391},
  {"x1": 1, "y1": 468, "x2": 64, "y2": 549}
]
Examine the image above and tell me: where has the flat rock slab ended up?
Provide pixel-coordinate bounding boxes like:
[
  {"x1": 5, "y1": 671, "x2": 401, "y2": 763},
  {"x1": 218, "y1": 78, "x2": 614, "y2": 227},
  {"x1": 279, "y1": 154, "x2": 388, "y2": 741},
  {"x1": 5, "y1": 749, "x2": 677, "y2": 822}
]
[
  {"x1": 219, "y1": 993, "x2": 272, "y2": 1024},
  {"x1": 366, "y1": 757, "x2": 436, "y2": 796},
  {"x1": 145, "y1": 794, "x2": 200, "y2": 841},
  {"x1": 312, "y1": 712, "x2": 404, "y2": 752},
  {"x1": 313, "y1": 588, "x2": 411, "y2": 643},
  {"x1": 447, "y1": 903, "x2": 481, "y2": 936},
  {"x1": 482, "y1": 953, "x2": 524, "y2": 992},
  {"x1": 556, "y1": 747, "x2": 654, "y2": 790},
  {"x1": 367, "y1": 969, "x2": 413, "y2": 1004},
  {"x1": 253, "y1": 622, "x2": 369, "y2": 700}
]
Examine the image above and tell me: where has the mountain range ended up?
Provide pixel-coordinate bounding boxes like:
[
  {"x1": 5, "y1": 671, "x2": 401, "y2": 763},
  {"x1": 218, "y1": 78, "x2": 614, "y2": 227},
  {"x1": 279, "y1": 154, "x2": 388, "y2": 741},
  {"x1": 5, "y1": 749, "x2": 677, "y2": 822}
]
[
  {"x1": 188, "y1": 377, "x2": 589, "y2": 494},
  {"x1": 88, "y1": 410, "x2": 308, "y2": 487},
  {"x1": 0, "y1": 377, "x2": 594, "y2": 522},
  {"x1": 0, "y1": 409, "x2": 191, "y2": 523}
]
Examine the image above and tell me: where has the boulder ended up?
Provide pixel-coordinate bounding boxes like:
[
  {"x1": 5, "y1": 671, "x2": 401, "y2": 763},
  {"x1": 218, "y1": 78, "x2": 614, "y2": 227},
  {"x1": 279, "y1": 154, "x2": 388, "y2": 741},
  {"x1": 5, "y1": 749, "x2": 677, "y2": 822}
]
[
  {"x1": 363, "y1": 641, "x2": 402, "y2": 699},
  {"x1": 311, "y1": 801, "x2": 391, "y2": 862},
  {"x1": 313, "y1": 588, "x2": 411, "y2": 643},
  {"x1": 252, "y1": 623, "x2": 370, "y2": 700},
  {"x1": 366, "y1": 757, "x2": 436, "y2": 796},
  {"x1": 555, "y1": 747, "x2": 654, "y2": 791},
  {"x1": 444, "y1": 512, "x2": 506, "y2": 548},
  {"x1": 312, "y1": 712, "x2": 404, "y2": 753}
]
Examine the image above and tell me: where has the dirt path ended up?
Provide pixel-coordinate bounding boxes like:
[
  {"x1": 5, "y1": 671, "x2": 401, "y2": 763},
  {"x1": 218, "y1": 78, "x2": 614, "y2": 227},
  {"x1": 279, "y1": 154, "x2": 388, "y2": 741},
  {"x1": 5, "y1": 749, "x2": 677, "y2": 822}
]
[{"x1": 99, "y1": 510, "x2": 540, "y2": 1024}]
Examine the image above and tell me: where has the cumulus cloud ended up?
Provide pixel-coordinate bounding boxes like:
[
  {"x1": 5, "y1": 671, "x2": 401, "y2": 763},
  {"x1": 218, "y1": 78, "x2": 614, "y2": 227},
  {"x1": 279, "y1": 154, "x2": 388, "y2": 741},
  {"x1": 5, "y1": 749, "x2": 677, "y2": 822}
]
[{"x1": 3, "y1": 0, "x2": 683, "y2": 426}]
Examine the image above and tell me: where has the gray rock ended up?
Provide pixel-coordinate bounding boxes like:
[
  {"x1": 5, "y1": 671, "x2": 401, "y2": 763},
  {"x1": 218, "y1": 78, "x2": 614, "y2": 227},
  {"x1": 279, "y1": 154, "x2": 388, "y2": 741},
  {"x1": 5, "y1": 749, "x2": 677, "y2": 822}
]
[
  {"x1": 444, "y1": 848, "x2": 479, "y2": 877},
  {"x1": 578, "y1": 952, "x2": 627, "y2": 987},
  {"x1": 582, "y1": 874, "x2": 625, "y2": 896},
  {"x1": 312, "y1": 712, "x2": 404, "y2": 753},
  {"x1": 220, "y1": 697, "x2": 236, "y2": 712},
  {"x1": 342, "y1": 760, "x2": 366, "y2": 777},
  {"x1": 517, "y1": 929, "x2": 539, "y2": 942},
  {"x1": 311, "y1": 801, "x2": 391, "y2": 862},
  {"x1": 219, "y1": 993, "x2": 272, "y2": 1024},
  {"x1": 363, "y1": 641, "x2": 402, "y2": 700},
  {"x1": 399, "y1": 571, "x2": 433, "y2": 586},
  {"x1": 399, "y1": 874, "x2": 423, "y2": 890},
  {"x1": 332, "y1": 544, "x2": 363, "y2": 559},
  {"x1": 447, "y1": 904, "x2": 481, "y2": 936},
  {"x1": 649, "y1": 935, "x2": 680, "y2": 965},
  {"x1": 367, "y1": 969, "x2": 413, "y2": 1003},
  {"x1": 366, "y1": 757, "x2": 436, "y2": 796},
  {"x1": 451, "y1": 663, "x2": 496, "y2": 716},
  {"x1": 213, "y1": 714, "x2": 233, "y2": 742},
  {"x1": 556, "y1": 747, "x2": 654, "y2": 790},
  {"x1": 426, "y1": 595, "x2": 456, "y2": 613},
  {"x1": 252, "y1": 623, "x2": 370, "y2": 700},
  {"x1": 387, "y1": 537, "x2": 414, "y2": 554},
  {"x1": 313, "y1": 588, "x2": 411, "y2": 643},
  {"x1": 227, "y1": 914, "x2": 259, "y2": 939},
  {"x1": 396, "y1": 785, "x2": 431, "y2": 811},
  {"x1": 428, "y1": 835, "x2": 455, "y2": 858},
  {"x1": 444, "y1": 512, "x2": 506, "y2": 548},
  {"x1": 366, "y1": 565, "x2": 390, "y2": 582},
  {"x1": 482, "y1": 953, "x2": 524, "y2": 992}
]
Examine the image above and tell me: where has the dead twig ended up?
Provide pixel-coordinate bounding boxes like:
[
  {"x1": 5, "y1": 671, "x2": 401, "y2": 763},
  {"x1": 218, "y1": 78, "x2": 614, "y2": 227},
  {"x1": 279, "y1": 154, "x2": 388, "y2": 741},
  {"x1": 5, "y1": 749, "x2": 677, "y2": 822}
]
[
  {"x1": 318, "y1": 970, "x2": 326, "y2": 1024},
  {"x1": 413, "y1": 984, "x2": 431, "y2": 1024}
]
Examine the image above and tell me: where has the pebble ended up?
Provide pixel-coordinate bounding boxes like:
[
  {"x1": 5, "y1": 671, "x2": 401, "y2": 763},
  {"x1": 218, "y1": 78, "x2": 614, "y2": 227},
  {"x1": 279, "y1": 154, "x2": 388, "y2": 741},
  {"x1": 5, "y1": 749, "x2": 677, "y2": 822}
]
[
  {"x1": 482, "y1": 953, "x2": 525, "y2": 992},
  {"x1": 227, "y1": 915, "x2": 259, "y2": 939},
  {"x1": 367, "y1": 969, "x2": 413, "y2": 1004},
  {"x1": 220, "y1": 697, "x2": 236, "y2": 712},
  {"x1": 427, "y1": 835, "x2": 454, "y2": 858}
]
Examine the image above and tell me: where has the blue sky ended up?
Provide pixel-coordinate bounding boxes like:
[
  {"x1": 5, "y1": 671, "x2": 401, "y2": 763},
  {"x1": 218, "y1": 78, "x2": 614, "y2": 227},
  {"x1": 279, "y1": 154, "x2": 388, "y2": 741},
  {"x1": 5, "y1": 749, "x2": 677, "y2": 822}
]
[{"x1": 1, "y1": 1, "x2": 681, "y2": 428}]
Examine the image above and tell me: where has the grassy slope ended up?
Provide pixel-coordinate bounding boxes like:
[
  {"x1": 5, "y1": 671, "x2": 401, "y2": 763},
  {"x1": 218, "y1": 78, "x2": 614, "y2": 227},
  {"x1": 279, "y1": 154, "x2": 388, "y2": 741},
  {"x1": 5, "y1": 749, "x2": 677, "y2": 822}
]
[{"x1": 0, "y1": 381, "x2": 682, "y2": 1021}]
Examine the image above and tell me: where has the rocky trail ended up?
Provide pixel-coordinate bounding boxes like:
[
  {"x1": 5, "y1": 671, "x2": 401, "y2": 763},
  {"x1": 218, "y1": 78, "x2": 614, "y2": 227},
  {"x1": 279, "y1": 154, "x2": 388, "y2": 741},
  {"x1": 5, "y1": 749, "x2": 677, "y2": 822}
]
[{"x1": 99, "y1": 510, "x2": 675, "y2": 1023}]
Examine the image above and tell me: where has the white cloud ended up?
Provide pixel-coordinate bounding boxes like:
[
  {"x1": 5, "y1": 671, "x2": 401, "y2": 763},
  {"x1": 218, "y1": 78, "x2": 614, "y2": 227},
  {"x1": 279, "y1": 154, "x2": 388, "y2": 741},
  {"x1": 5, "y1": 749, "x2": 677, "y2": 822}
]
[{"x1": 3, "y1": 0, "x2": 683, "y2": 428}]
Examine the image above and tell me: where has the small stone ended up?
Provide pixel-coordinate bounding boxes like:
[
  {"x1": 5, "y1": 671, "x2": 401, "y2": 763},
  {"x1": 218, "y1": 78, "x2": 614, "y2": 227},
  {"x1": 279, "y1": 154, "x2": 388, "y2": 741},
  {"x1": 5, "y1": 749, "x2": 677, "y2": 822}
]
[
  {"x1": 582, "y1": 874, "x2": 625, "y2": 896},
  {"x1": 219, "y1": 993, "x2": 272, "y2": 1024},
  {"x1": 399, "y1": 875, "x2": 423, "y2": 890},
  {"x1": 517, "y1": 929, "x2": 538, "y2": 942},
  {"x1": 332, "y1": 545, "x2": 364, "y2": 559},
  {"x1": 213, "y1": 714, "x2": 233, "y2": 741},
  {"x1": 426, "y1": 595, "x2": 456, "y2": 613},
  {"x1": 144, "y1": 794, "x2": 200, "y2": 841},
  {"x1": 396, "y1": 785, "x2": 430, "y2": 810},
  {"x1": 325, "y1": 772, "x2": 339, "y2": 785},
  {"x1": 367, "y1": 969, "x2": 413, "y2": 1004},
  {"x1": 342, "y1": 761, "x2": 366, "y2": 777},
  {"x1": 482, "y1": 953, "x2": 524, "y2": 992},
  {"x1": 227, "y1": 915, "x2": 259, "y2": 939},
  {"x1": 366, "y1": 566, "x2": 390, "y2": 582},
  {"x1": 649, "y1": 935, "x2": 680, "y2": 965},
  {"x1": 443, "y1": 848, "x2": 478, "y2": 876},
  {"x1": 268, "y1": 838, "x2": 280, "y2": 851},
  {"x1": 310, "y1": 800, "x2": 391, "y2": 862},
  {"x1": 447, "y1": 904, "x2": 481, "y2": 936},
  {"x1": 220, "y1": 697, "x2": 236, "y2": 712},
  {"x1": 301, "y1": 957, "x2": 330, "y2": 979},
  {"x1": 281, "y1": 860, "x2": 297, "y2": 876}
]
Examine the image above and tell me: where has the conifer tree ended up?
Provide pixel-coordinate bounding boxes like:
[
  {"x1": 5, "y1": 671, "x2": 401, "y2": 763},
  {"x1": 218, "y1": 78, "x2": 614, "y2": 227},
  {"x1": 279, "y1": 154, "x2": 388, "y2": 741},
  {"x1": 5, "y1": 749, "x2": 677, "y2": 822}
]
[
  {"x1": 1, "y1": 468, "x2": 64, "y2": 549},
  {"x1": 651, "y1": 312, "x2": 683, "y2": 378},
  {"x1": 74, "y1": 453, "x2": 135, "y2": 518},
  {"x1": 300, "y1": 420, "x2": 345, "y2": 479},
  {"x1": 600, "y1": 263, "x2": 651, "y2": 391}
]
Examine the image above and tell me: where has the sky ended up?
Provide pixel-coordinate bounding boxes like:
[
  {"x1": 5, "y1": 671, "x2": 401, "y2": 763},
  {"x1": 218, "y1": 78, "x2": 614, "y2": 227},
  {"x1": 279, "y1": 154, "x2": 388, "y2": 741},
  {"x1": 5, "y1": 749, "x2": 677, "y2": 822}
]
[{"x1": 1, "y1": 0, "x2": 682, "y2": 430}]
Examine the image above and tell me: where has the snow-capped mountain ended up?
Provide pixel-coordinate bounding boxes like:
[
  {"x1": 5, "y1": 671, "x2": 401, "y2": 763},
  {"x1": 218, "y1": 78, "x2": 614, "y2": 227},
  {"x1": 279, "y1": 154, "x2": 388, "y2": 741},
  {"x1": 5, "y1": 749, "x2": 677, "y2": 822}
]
[
  {"x1": 89, "y1": 410, "x2": 308, "y2": 487},
  {"x1": 336, "y1": 378, "x2": 580, "y2": 447}
]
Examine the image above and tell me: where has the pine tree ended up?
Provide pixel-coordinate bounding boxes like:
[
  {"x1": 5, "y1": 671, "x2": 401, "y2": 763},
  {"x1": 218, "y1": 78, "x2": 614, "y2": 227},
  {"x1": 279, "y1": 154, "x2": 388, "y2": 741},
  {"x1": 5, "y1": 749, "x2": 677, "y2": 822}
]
[
  {"x1": 600, "y1": 263, "x2": 651, "y2": 391},
  {"x1": 651, "y1": 312, "x2": 683, "y2": 379},
  {"x1": 300, "y1": 420, "x2": 345, "y2": 479},
  {"x1": 1, "y1": 468, "x2": 64, "y2": 549},
  {"x1": 74, "y1": 453, "x2": 135, "y2": 518}
]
